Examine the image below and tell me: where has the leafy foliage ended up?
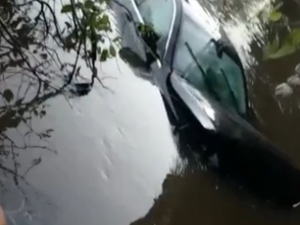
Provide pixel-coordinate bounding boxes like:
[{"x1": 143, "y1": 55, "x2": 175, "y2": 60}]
[
  {"x1": 60, "y1": 0, "x2": 119, "y2": 63},
  {"x1": 261, "y1": 1, "x2": 300, "y2": 60}
]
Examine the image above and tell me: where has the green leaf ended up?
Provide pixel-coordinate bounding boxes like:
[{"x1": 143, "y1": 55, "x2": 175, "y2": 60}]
[
  {"x1": 61, "y1": 4, "x2": 73, "y2": 13},
  {"x1": 2, "y1": 89, "x2": 14, "y2": 103},
  {"x1": 271, "y1": 43, "x2": 296, "y2": 59},
  {"x1": 89, "y1": 14, "x2": 98, "y2": 27},
  {"x1": 264, "y1": 41, "x2": 296, "y2": 60},
  {"x1": 75, "y1": 2, "x2": 84, "y2": 8},
  {"x1": 287, "y1": 28, "x2": 300, "y2": 46},
  {"x1": 109, "y1": 45, "x2": 116, "y2": 57},
  {"x1": 269, "y1": 11, "x2": 282, "y2": 22},
  {"x1": 262, "y1": 33, "x2": 280, "y2": 60},
  {"x1": 84, "y1": 0, "x2": 94, "y2": 9},
  {"x1": 263, "y1": 28, "x2": 300, "y2": 60},
  {"x1": 99, "y1": 15, "x2": 109, "y2": 25},
  {"x1": 100, "y1": 49, "x2": 108, "y2": 61}
]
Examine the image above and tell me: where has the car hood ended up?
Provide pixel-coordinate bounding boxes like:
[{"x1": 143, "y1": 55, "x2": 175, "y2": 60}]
[
  {"x1": 170, "y1": 73, "x2": 292, "y2": 159},
  {"x1": 170, "y1": 73, "x2": 300, "y2": 207},
  {"x1": 170, "y1": 73, "x2": 217, "y2": 130},
  {"x1": 171, "y1": 72, "x2": 300, "y2": 208}
]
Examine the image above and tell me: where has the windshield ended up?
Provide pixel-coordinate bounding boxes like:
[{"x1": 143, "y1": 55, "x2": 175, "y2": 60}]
[{"x1": 172, "y1": 13, "x2": 247, "y2": 115}]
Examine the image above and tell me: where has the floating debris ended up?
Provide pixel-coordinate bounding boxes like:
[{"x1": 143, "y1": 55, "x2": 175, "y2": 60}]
[
  {"x1": 275, "y1": 82, "x2": 293, "y2": 97},
  {"x1": 295, "y1": 63, "x2": 300, "y2": 75},
  {"x1": 287, "y1": 74, "x2": 300, "y2": 87}
]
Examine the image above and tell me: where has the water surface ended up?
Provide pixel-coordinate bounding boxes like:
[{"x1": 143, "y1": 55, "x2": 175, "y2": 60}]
[{"x1": 1, "y1": 0, "x2": 300, "y2": 224}]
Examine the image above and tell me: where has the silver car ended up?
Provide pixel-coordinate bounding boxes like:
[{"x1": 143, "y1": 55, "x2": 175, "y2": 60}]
[{"x1": 113, "y1": 0, "x2": 300, "y2": 208}]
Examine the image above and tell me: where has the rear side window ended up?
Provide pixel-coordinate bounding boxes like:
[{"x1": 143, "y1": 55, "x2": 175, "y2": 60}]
[{"x1": 137, "y1": 0, "x2": 174, "y2": 37}]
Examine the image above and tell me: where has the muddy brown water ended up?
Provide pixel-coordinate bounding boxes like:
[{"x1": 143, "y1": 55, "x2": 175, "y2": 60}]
[{"x1": 1, "y1": 0, "x2": 300, "y2": 224}]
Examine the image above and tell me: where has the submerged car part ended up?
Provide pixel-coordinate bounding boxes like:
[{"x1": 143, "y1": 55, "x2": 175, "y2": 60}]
[{"x1": 112, "y1": 0, "x2": 300, "y2": 208}]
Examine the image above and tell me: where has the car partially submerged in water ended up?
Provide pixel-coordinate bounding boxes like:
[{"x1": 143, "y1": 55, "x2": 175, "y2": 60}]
[{"x1": 112, "y1": 0, "x2": 300, "y2": 208}]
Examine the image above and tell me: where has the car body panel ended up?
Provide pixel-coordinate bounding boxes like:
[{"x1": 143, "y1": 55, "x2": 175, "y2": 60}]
[
  {"x1": 165, "y1": 0, "x2": 249, "y2": 123},
  {"x1": 112, "y1": 0, "x2": 271, "y2": 148},
  {"x1": 114, "y1": 0, "x2": 244, "y2": 122},
  {"x1": 137, "y1": 0, "x2": 184, "y2": 120},
  {"x1": 112, "y1": 0, "x2": 300, "y2": 207},
  {"x1": 170, "y1": 73, "x2": 216, "y2": 130}
]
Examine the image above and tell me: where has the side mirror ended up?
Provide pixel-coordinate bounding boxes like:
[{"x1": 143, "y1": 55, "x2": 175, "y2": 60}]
[
  {"x1": 119, "y1": 47, "x2": 149, "y2": 72},
  {"x1": 119, "y1": 47, "x2": 155, "y2": 83}
]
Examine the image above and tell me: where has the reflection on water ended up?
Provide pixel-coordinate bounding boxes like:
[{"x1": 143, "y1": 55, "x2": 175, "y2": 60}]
[
  {"x1": 0, "y1": 6, "x2": 60, "y2": 218},
  {"x1": 0, "y1": 78, "x2": 58, "y2": 224},
  {"x1": 2, "y1": 177, "x2": 57, "y2": 225},
  {"x1": 119, "y1": 0, "x2": 300, "y2": 224},
  {"x1": 0, "y1": 50, "x2": 59, "y2": 223},
  {"x1": 2, "y1": 0, "x2": 300, "y2": 224},
  {"x1": 1, "y1": 0, "x2": 179, "y2": 224}
]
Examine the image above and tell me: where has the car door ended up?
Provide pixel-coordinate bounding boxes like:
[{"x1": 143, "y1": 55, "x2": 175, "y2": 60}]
[
  {"x1": 133, "y1": 0, "x2": 179, "y2": 66},
  {"x1": 117, "y1": 0, "x2": 182, "y2": 120},
  {"x1": 116, "y1": 0, "x2": 177, "y2": 69},
  {"x1": 113, "y1": 0, "x2": 147, "y2": 62},
  {"x1": 136, "y1": 0, "x2": 187, "y2": 121}
]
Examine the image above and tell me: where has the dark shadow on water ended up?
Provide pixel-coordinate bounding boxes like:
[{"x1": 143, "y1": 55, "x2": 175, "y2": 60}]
[{"x1": 129, "y1": 128, "x2": 300, "y2": 225}]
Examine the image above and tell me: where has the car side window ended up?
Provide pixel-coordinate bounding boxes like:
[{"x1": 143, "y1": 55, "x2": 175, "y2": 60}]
[{"x1": 137, "y1": 0, "x2": 174, "y2": 37}]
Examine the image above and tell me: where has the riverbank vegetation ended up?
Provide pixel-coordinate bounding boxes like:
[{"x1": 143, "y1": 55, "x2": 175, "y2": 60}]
[{"x1": 261, "y1": 0, "x2": 300, "y2": 60}]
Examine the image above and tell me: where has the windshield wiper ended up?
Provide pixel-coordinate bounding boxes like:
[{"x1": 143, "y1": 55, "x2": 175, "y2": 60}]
[
  {"x1": 209, "y1": 39, "x2": 243, "y2": 69},
  {"x1": 184, "y1": 42, "x2": 220, "y2": 101},
  {"x1": 209, "y1": 39, "x2": 242, "y2": 112},
  {"x1": 185, "y1": 42, "x2": 240, "y2": 112},
  {"x1": 220, "y1": 69, "x2": 239, "y2": 112}
]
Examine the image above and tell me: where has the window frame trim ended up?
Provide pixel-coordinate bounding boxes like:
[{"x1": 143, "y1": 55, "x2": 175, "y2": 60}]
[{"x1": 129, "y1": 0, "x2": 177, "y2": 60}]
